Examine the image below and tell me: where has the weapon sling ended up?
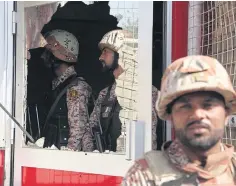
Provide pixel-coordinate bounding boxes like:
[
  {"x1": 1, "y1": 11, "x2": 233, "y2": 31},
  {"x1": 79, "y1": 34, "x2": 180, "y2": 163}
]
[{"x1": 43, "y1": 77, "x2": 80, "y2": 135}]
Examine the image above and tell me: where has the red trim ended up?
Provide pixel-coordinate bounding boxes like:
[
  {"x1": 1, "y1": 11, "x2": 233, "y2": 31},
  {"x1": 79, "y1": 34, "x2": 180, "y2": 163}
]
[
  {"x1": 171, "y1": 1, "x2": 189, "y2": 140},
  {"x1": 172, "y1": 1, "x2": 189, "y2": 61},
  {"x1": 0, "y1": 150, "x2": 4, "y2": 185},
  {"x1": 22, "y1": 167, "x2": 123, "y2": 186}
]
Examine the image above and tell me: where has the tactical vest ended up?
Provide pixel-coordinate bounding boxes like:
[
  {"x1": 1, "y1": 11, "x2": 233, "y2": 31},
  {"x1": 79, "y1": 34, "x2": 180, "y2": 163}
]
[
  {"x1": 99, "y1": 85, "x2": 122, "y2": 152},
  {"x1": 43, "y1": 75, "x2": 77, "y2": 149},
  {"x1": 143, "y1": 142, "x2": 236, "y2": 186},
  {"x1": 144, "y1": 151, "x2": 199, "y2": 186}
]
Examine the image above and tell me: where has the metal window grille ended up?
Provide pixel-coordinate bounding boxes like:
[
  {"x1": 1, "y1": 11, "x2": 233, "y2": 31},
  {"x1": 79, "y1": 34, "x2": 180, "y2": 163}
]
[
  {"x1": 109, "y1": 1, "x2": 139, "y2": 153},
  {"x1": 188, "y1": 1, "x2": 236, "y2": 146}
]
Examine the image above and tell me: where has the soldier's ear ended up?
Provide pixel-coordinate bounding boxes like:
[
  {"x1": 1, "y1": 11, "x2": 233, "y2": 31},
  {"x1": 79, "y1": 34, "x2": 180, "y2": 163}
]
[
  {"x1": 225, "y1": 104, "x2": 230, "y2": 115},
  {"x1": 224, "y1": 115, "x2": 229, "y2": 127}
]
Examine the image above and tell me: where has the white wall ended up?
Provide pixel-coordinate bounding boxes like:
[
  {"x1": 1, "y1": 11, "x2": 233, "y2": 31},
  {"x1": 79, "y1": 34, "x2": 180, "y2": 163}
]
[
  {"x1": 0, "y1": 2, "x2": 14, "y2": 186},
  {"x1": 0, "y1": 1, "x2": 14, "y2": 147}
]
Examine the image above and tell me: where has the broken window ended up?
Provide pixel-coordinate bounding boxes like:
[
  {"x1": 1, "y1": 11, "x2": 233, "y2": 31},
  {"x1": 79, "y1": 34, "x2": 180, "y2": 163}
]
[{"x1": 25, "y1": 1, "x2": 139, "y2": 154}]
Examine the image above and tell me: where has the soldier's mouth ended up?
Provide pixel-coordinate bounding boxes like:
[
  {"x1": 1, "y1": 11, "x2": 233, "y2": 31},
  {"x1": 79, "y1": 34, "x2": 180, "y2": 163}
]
[
  {"x1": 100, "y1": 61, "x2": 106, "y2": 68},
  {"x1": 188, "y1": 124, "x2": 209, "y2": 130},
  {"x1": 186, "y1": 121, "x2": 210, "y2": 130}
]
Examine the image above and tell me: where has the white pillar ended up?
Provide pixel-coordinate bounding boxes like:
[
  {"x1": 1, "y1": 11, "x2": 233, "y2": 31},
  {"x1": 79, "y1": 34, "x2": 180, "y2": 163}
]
[
  {"x1": 137, "y1": 1, "x2": 153, "y2": 152},
  {"x1": 188, "y1": 1, "x2": 202, "y2": 55},
  {"x1": 163, "y1": 1, "x2": 173, "y2": 141},
  {"x1": 1, "y1": 1, "x2": 14, "y2": 186}
]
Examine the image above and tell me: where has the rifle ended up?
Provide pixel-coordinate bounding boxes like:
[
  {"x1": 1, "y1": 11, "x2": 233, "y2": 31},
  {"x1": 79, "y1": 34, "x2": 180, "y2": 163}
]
[
  {"x1": 92, "y1": 123, "x2": 106, "y2": 153},
  {"x1": 90, "y1": 94, "x2": 106, "y2": 153},
  {"x1": 90, "y1": 85, "x2": 118, "y2": 153}
]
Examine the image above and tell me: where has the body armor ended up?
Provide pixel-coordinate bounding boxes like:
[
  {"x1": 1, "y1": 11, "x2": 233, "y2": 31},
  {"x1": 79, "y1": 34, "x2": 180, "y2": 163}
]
[
  {"x1": 89, "y1": 83, "x2": 122, "y2": 152},
  {"x1": 100, "y1": 86, "x2": 122, "y2": 152},
  {"x1": 43, "y1": 75, "x2": 77, "y2": 149}
]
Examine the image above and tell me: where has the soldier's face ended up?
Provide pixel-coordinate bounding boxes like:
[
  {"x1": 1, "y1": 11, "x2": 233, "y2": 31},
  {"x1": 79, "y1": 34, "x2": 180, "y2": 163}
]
[
  {"x1": 170, "y1": 91, "x2": 228, "y2": 151},
  {"x1": 99, "y1": 48, "x2": 115, "y2": 68},
  {"x1": 53, "y1": 63, "x2": 68, "y2": 77}
]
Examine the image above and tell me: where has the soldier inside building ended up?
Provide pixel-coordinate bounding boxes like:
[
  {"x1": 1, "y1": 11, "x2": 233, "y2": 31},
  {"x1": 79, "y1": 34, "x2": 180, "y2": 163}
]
[
  {"x1": 122, "y1": 55, "x2": 236, "y2": 185},
  {"x1": 88, "y1": 29, "x2": 124, "y2": 152},
  {"x1": 41, "y1": 29, "x2": 94, "y2": 152}
]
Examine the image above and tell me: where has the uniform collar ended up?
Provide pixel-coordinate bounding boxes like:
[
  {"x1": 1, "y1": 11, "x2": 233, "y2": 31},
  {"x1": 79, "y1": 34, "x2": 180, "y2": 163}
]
[
  {"x1": 52, "y1": 66, "x2": 77, "y2": 90},
  {"x1": 164, "y1": 139, "x2": 235, "y2": 180}
]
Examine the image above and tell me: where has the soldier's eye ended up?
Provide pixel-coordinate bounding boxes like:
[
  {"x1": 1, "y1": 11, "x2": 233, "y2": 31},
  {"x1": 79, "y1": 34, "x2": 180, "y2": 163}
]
[
  {"x1": 203, "y1": 102, "x2": 212, "y2": 109},
  {"x1": 180, "y1": 104, "x2": 191, "y2": 109}
]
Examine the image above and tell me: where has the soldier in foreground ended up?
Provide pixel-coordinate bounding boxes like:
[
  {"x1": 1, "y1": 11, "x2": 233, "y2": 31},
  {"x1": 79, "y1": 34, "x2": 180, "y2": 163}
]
[
  {"x1": 89, "y1": 29, "x2": 125, "y2": 152},
  {"x1": 42, "y1": 29, "x2": 94, "y2": 151},
  {"x1": 122, "y1": 55, "x2": 236, "y2": 185}
]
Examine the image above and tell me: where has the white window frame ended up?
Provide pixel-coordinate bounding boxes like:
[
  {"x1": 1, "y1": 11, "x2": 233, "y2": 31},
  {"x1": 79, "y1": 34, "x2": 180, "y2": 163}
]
[
  {"x1": 0, "y1": 1, "x2": 15, "y2": 186},
  {"x1": 13, "y1": 1, "x2": 154, "y2": 185},
  {"x1": 163, "y1": 1, "x2": 173, "y2": 141}
]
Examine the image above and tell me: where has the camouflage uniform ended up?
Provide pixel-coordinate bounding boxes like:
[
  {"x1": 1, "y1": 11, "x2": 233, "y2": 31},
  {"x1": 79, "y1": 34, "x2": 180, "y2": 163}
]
[
  {"x1": 152, "y1": 85, "x2": 159, "y2": 150},
  {"x1": 88, "y1": 82, "x2": 117, "y2": 128},
  {"x1": 121, "y1": 140, "x2": 236, "y2": 186},
  {"x1": 122, "y1": 55, "x2": 236, "y2": 185},
  {"x1": 52, "y1": 66, "x2": 94, "y2": 151}
]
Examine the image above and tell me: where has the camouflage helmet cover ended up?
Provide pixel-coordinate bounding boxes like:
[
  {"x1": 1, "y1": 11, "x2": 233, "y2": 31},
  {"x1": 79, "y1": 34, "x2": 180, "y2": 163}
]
[
  {"x1": 157, "y1": 55, "x2": 236, "y2": 120},
  {"x1": 44, "y1": 29, "x2": 79, "y2": 63},
  {"x1": 98, "y1": 29, "x2": 125, "y2": 52}
]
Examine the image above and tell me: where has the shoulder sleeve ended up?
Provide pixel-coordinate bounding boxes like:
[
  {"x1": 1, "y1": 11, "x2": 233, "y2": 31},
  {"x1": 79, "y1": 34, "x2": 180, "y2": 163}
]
[{"x1": 66, "y1": 80, "x2": 91, "y2": 149}]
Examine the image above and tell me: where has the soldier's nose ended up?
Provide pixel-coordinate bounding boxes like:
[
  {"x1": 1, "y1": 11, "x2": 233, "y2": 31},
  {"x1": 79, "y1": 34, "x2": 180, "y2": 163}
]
[
  {"x1": 190, "y1": 107, "x2": 206, "y2": 120},
  {"x1": 99, "y1": 55, "x2": 104, "y2": 61}
]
